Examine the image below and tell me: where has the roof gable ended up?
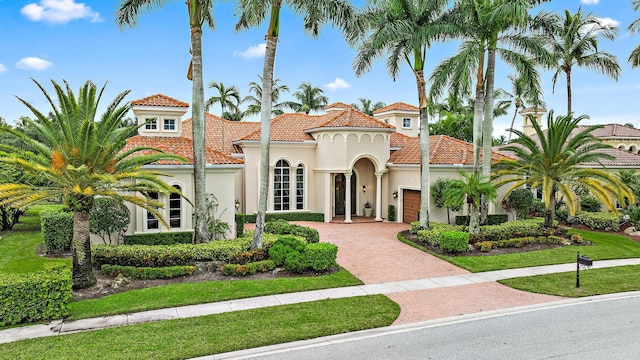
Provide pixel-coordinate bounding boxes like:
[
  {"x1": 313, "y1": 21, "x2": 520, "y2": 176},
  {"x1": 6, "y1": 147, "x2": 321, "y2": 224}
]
[
  {"x1": 131, "y1": 94, "x2": 189, "y2": 108},
  {"x1": 389, "y1": 135, "x2": 511, "y2": 165},
  {"x1": 124, "y1": 135, "x2": 242, "y2": 165},
  {"x1": 373, "y1": 102, "x2": 419, "y2": 114}
]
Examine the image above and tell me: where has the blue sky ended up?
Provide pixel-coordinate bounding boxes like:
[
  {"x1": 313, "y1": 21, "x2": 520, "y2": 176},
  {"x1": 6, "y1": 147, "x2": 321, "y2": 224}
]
[{"x1": 1, "y1": 0, "x2": 640, "y2": 138}]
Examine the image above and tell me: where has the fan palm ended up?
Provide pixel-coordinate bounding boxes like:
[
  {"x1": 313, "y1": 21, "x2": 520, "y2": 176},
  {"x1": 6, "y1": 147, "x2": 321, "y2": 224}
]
[
  {"x1": 543, "y1": 8, "x2": 620, "y2": 114},
  {"x1": 444, "y1": 171, "x2": 497, "y2": 234},
  {"x1": 0, "y1": 80, "x2": 186, "y2": 289},
  {"x1": 235, "y1": 0, "x2": 358, "y2": 249},
  {"x1": 286, "y1": 82, "x2": 329, "y2": 114},
  {"x1": 493, "y1": 111, "x2": 634, "y2": 229},
  {"x1": 244, "y1": 76, "x2": 290, "y2": 117},
  {"x1": 116, "y1": 0, "x2": 214, "y2": 243},
  {"x1": 353, "y1": 0, "x2": 451, "y2": 229},
  {"x1": 206, "y1": 81, "x2": 242, "y2": 152}
]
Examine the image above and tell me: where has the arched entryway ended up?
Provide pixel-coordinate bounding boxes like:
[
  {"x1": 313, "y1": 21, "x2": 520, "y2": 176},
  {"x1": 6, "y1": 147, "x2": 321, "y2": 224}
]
[{"x1": 335, "y1": 173, "x2": 356, "y2": 216}]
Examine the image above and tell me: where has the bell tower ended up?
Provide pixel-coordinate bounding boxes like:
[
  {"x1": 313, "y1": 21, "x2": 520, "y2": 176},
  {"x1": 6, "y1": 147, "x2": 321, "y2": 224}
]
[{"x1": 520, "y1": 107, "x2": 546, "y2": 137}]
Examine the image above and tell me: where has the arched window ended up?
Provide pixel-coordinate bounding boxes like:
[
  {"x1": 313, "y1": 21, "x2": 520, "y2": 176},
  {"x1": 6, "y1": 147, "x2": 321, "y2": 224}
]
[
  {"x1": 147, "y1": 192, "x2": 159, "y2": 230},
  {"x1": 274, "y1": 159, "x2": 290, "y2": 211},
  {"x1": 296, "y1": 164, "x2": 304, "y2": 210},
  {"x1": 169, "y1": 185, "x2": 182, "y2": 229}
]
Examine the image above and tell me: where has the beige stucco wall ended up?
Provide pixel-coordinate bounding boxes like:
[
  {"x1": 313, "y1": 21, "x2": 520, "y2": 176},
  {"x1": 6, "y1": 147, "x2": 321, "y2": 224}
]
[
  {"x1": 132, "y1": 105, "x2": 187, "y2": 138},
  {"x1": 373, "y1": 111, "x2": 419, "y2": 137}
]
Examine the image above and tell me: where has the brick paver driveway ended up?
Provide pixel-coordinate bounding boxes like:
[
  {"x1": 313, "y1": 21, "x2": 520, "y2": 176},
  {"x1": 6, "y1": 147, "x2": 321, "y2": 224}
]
[{"x1": 299, "y1": 221, "x2": 562, "y2": 325}]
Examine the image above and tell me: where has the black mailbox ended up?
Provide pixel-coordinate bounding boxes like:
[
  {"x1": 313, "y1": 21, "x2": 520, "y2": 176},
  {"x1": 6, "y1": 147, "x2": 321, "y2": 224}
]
[{"x1": 578, "y1": 255, "x2": 593, "y2": 267}]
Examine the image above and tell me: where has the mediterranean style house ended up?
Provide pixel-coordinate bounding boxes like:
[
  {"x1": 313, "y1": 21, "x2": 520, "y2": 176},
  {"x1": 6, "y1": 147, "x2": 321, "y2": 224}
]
[{"x1": 117, "y1": 95, "x2": 640, "y2": 240}]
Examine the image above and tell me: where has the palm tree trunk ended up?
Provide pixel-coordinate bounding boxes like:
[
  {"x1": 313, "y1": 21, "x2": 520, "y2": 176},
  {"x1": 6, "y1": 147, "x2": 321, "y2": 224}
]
[
  {"x1": 253, "y1": 2, "x2": 281, "y2": 249},
  {"x1": 545, "y1": 189, "x2": 556, "y2": 229},
  {"x1": 566, "y1": 69, "x2": 572, "y2": 115},
  {"x1": 221, "y1": 104, "x2": 226, "y2": 153},
  {"x1": 414, "y1": 68, "x2": 430, "y2": 230},
  {"x1": 480, "y1": 47, "x2": 497, "y2": 224},
  {"x1": 72, "y1": 211, "x2": 96, "y2": 289},
  {"x1": 473, "y1": 44, "x2": 486, "y2": 172},
  {"x1": 190, "y1": 25, "x2": 209, "y2": 243},
  {"x1": 507, "y1": 106, "x2": 519, "y2": 143},
  {"x1": 469, "y1": 204, "x2": 480, "y2": 235}
]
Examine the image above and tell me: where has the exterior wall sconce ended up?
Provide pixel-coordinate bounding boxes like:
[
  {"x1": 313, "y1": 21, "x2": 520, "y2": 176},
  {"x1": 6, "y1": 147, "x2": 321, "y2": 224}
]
[
  {"x1": 235, "y1": 199, "x2": 240, "y2": 211},
  {"x1": 392, "y1": 191, "x2": 398, "y2": 199},
  {"x1": 362, "y1": 185, "x2": 367, "y2": 193}
]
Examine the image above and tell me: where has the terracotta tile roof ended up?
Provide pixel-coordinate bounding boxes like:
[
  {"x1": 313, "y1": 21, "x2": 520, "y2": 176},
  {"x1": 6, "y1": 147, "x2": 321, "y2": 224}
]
[
  {"x1": 182, "y1": 113, "x2": 259, "y2": 153},
  {"x1": 123, "y1": 135, "x2": 242, "y2": 165},
  {"x1": 585, "y1": 124, "x2": 640, "y2": 138},
  {"x1": 241, "y1": 113, "x2": 318, "y2": 142},
  {"x1": 390, "y1": 132, "x2": 413, "y2": 148},
  {"x1": 324, "y1": 102, "x2": 353, "y2": 111},
  {"x1": 389, "y1": 135, "x2": 511, "y2": 165},
  {"x1": 314, "y1": 108, "x2": 395, "y2": 129},
  {"x1": 519, "y1": 107, "x2": 546, "y2": 114},
  {"x1": 581, "y1": 148, "x2": 640, "y2": 167},
  {"x1": 131, "y1": 94, "x2": 189, "y2": 108},
  {"x1": 373, "y1": 102, "x2": 419, "y2": 114}
]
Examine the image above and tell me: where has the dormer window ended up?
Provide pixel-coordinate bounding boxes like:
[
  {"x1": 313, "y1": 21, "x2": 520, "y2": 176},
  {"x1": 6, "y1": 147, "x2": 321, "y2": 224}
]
[
  {"x1": 145, "y1": 118, "x2": 157, "y2": 130},
  {"x1": 402, "y1": 118, "x2": 412, "y2": 128},
  {"x1": 164, "y1": 118, "x2": 176, "y2": 131}
]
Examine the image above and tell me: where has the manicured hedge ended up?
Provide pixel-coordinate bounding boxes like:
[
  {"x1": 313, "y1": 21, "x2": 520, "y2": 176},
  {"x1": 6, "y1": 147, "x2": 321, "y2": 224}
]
[
  {"x1": 576, "y1": 211, "x2": 621, "y2": 231},
  {"x1": 264, "y1": 219, "x2": 320, "y2": 243},
  {"x1": 304, "y1": 243, "x2": 338, "y2": 272},
  {"x1": 439, "y1": 231, "x2": 469, "y2": 253},
  {"x1": 416, "y1": 223, "x2": 465, "y2": 246},
  {"x1": 455, "y1": 214, "x2": 509, "y2": 226},
  {"x1": 470, "y1": 218, "x2": 548, "y2": 243},
  {"x1": 267, "y1": 236, "x2": 337, "y2": 274},
  {"x1": 93, "y1": 234, "x2": 281, "y2": 268},
  {"x1": 243, "y1": 212, "x2": 324, "y2": 223},
  {"x1": 40, "y1": 209, "x2": 73, "y2": 252},
  {"x1": 101, "y1": 264, "x2": 196, "y2": 279},
  {"x1": 235, "y1": 214, "x2": 246, "y2": 238},
  {"x1": 222, "y1": 260, "x2": 276, "y2": 276},
  {"x1": 474, "y1": 236, "x2": 565, "y2": 252},
  {"x1": 123, "y1": 232, "x2": 194, "y2": 246},
  {"x1": 0, "y1": 265, "x2": 71, "y2": 326}
]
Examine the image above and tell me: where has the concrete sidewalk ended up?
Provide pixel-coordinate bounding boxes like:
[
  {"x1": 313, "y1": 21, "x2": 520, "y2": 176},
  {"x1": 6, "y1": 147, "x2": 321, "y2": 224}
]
[{"x1": 2, "y1": 257, "x2": 639, "y2": 345}]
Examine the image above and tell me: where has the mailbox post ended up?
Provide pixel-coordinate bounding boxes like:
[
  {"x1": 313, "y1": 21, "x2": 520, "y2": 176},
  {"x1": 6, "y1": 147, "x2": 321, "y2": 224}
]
[{"x1": 576, "y1": 251, "x2": 593, "y2": 288}]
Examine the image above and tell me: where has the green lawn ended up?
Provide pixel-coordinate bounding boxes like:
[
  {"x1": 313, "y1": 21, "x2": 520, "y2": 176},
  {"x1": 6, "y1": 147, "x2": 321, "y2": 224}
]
[
  {"x1": 499, "y1": 264, "x2": 640, "y2": 297},
  {"x1": 0, "y1": 296, "x2": 399, "y2": 360},
  {"x1": 439, "y1": 229, "x2": 640, "y2": 272},
  {"x1": 68, "y1": 268, "x2": 362, "y2": 320}
]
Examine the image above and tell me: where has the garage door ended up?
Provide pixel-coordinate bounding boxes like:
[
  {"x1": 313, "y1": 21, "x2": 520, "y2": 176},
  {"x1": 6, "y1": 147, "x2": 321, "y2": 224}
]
[{"x1": 403, "y1": 189, "x2": 421, "y2": 224}]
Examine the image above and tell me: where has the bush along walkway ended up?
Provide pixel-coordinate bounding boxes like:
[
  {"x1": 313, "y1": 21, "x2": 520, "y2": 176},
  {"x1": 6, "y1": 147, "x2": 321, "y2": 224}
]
[{"x1": 3, "y1": 257, "x2": 640, "y2": 345}]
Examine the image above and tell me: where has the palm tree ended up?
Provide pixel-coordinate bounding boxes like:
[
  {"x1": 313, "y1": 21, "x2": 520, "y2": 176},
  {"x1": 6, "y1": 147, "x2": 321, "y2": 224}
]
[
  {"x1": 493, "y1": 111, "x2": 634, "y2": 229},
  {"x1": 286, "y1": 82, "x2": 329, "y2": 114},
  {"x1": 351, "y1": 98, "x2": 385, "y2": 116},
  {"x1": 235, "y1": 0, "x2": 358, "y2": 249},
  {"x1": 244, "y1": 76, "x2": 290, "y2": 117},
  {"x1": 0, "y1": 80, "x2": 186, "y2": 289},
  {"x1": 206, "y1": 81, "x2": 242, "y2": 152},
  {"x1": 502, "y1": 73, "x2": 544, "y2": 143},
  {"x1": 629, "y1": 0, "x2": 640, "y2": 67},
  {"x1": 354, "y1": 0, "x2": 451, "y2": 230},
  {"x1": 544, "y1": 8, "x2": 620, "y2": 114},
  {"x1": 444, "y1": 171, "x2": 497, "y2": 235},
  {"x1": 116, "y1": 0, "x2": 214, "y2": 244}
]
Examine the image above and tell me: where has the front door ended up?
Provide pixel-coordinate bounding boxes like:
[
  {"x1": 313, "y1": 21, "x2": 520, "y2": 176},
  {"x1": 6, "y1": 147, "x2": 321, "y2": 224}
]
[{"x1": 334, "y1": 173, "x2": 356, "y2": 216}]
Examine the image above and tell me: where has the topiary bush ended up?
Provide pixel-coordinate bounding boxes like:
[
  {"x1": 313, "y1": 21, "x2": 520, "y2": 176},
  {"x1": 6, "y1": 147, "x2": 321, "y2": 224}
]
[
  {"x1": 507, "y1": 188, "x2": 534, "y2": 220},
  {"x1": 304, "y1": 243, "x2": 338, "y2": 272},
  {"x1": 387, "y1": 205, "x2": 396, "y2": 222},
  {"x1": 267, "y1": 235, "x2": 307, "y2": 267},
  {"x1": 101, "y1": 264, "x2": 196, "y2": 279},
  {"x1": 235, "y1": 214, "x2": 246, "y2": 238},
  {"x1": 576, "y1": 211, "x2": 621, "y2": 231},
  {"x1": 439, "y1": 231, "x2": 469, "y2": 253},
  {"x1": 40, "y1": 209, "x2": 73, "y2": 252},
  {"x1": 123, "y1": 232, "x2": 194, "y2": 246}
]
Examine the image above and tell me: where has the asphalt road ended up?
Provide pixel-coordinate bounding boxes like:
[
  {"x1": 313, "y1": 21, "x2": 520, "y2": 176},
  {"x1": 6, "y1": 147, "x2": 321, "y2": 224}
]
[{"x1": 229, "y1": 294, "x2": 640, "y2": 360}]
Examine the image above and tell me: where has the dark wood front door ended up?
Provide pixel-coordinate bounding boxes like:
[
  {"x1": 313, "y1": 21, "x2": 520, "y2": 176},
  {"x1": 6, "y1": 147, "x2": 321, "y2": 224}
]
[
  {"x1": 335, "y1": 173, "x2": 356, "y2": 216},
  {"x1": 403, "y1": 189, "x2": 421, "y2": 223}
]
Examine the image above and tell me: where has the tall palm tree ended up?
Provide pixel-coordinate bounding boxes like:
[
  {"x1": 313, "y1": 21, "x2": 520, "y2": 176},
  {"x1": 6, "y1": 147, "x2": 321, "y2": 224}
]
[
  {"x1": 286, "y1": 82, "x2": 329, "y2": 114},
  {"x1": 629, "y1": 0, "x2": 640, "y2": 67},
  {"x1": 206, "y1": 81, "x2": 242, "y2": 152},
  {"x1": 244, "y1": 76, "x2": 290, "y2": 116},
  {"x1": 354, "y1": 0, "x2": 451, "y2": 230},
  {"x1": 0, "y1": 80, "x2": 186, "y2": 289},
  {"x1": 444, "y1": 171, "x2": 497, "y2": 234},
  {"x1": 351, "y1": 98, "x2": 385, "y2": 116},
  {"x1": 544, "y1": 8, "x2": 620, "y2": 114},
  {"x1": 503, "y1": 73, "x2": 544, "y2": 143},
  {"x1": 493, "y1": 111, "x2": 634, "y2": 228},
  {"x1": 235, "y1": 0, "x2": 358, "y2": 249},
  {"x1": 116, "y1": 0, "x2": 214, "y2": 243}
]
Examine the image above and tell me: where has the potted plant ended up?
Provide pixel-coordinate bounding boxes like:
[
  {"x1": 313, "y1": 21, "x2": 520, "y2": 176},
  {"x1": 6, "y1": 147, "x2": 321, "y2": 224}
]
[{"x1": 363, "y1": 201, "x2": 373, "y2": 217}]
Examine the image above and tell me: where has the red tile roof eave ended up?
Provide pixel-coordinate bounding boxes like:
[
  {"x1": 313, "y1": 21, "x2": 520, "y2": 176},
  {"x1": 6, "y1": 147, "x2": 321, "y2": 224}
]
[{"x1": 305, "y1": 126, "x2": 396, "y2": 134}]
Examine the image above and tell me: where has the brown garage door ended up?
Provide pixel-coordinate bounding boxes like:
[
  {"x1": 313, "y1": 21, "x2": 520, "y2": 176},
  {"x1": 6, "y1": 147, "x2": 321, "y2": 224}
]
[{"x1": 403, "y1": 189, "x2": 421, "y2": 224}]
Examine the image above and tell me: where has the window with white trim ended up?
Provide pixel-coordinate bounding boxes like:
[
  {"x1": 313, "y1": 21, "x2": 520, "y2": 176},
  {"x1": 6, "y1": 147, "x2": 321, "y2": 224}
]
[
  {"x1": 145, "y1": 118, "x2": 157, "y2": 130},
  {"x1": 169, "y1": 185, "x2": 181, "y2": 228},
  {"x1": 274, "y1": 159, "x2": 290, "y2": 211},
  {"x1": 147, "y1": 192, "x2": 159, "y2": 230},
  {"x1": 296, "y1": 164, "x2": 304, "y2": 210},
  {"x1": 402, "y1": 118, "x2": 412, "y2": 128},
  {"x1": 164, "y1": 118, "x2": 176, "y2": 131}
]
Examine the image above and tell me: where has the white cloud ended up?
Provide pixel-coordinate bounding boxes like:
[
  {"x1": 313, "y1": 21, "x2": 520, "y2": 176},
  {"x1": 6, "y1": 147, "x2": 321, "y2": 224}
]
[
  {"x1": 581, "y1": 0, "x2": 599, "y2": 4},
  {"x1": 21, "y1": 0, "x2": 102, "y2": 24},
  {"x1": 233, "y1": 44, "x2": 266, "y2": 59},
  {"x1": 16, "y1": 57, "x2": 53, "y2": 71},
  {"x1": 581, "y1": 17, "x2": 620, "y2": 34},
  {"x1": 0, "y1": 64, "x2": 7, "y2": 73},
  {"x1": 325, "y1": 78, "x2": 351, "y2": 91}
]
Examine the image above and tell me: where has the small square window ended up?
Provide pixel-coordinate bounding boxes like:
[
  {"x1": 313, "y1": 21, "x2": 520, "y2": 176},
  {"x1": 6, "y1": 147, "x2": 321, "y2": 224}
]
[
  {"x1": 145, "y1": 119, "x2": 157, "y2": 130},
  {"x1": 402, "y1": 118, "x2": 411, "y2": 128},
  {"x1": 384, "y1": 119, "x2": 389, "y2": 124},
  {"x1": 164, "y1": 119, "x2": 176, "y2": 131}
]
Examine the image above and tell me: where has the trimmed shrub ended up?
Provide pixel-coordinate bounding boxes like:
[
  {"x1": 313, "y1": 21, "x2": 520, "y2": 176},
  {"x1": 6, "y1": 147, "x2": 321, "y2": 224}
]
[
  {"x1": 0, "y1": 264, "x2": 71, "y2": 326},
  {"x1": 417, "y1": 223, "x2": 465, "y2": 246},
  {"x1": 101, "y1": 264, "x2": 195, "y2": 279},
  {"x1": 235, "y1": 214, "x2": 246, "y2": 238},
  {"x1": 264, "y1": 219, "x2": 319, "y2": 243},
  {"x1": 304, "y1": 243, "x2": 338, "y2": 272},
  {"x1": 439, "y1": 231, "x2": 469, "y2": 253},
  {"x1": 455, "y1": 214, "x2": 508, "y2": 226},
  {"x1": 476, "y1": 241, "x2": 493, "y2": 252},
  {"x1": 576, "y1": 211, "x2": 621, "y2": 231},
  {"x1": 123, "y1": 232, "x2": 194, "y2": 246},
  {"x1": 580, "y1": 196, "x2": 602, "y2": 212},
  {"x1": 471, "y1": 219, "x2": 547, "y2": 243},
  {"x1": 221, "y1": 260, "x2": 276, "y2": 276},
  {"x1": 388, "y1": 205, "x2": 396, "y2": 222},
  {"x1": 228, "y1": 249, "x2": 268, "y2": 264},
  {"x1": 507, "y1": 188, "x2": 534, "y2": 220},
  {"x1": 283, "y1": 251, "x2": 309, "y2": 273},
  {"x1": 555, "y1": 210, "x2": 569, "y2": 224},
  {"x1": 41, "y1": 209, "x2": 73, "y2": 252},
  {"x1": 244, "y1": 212, "x2": 324, "y2": 223},
  {"x1": 267, "y1": 235, "x2": 306, "y2": 267},
  {"x1": 90, "y1": 197, "x2": 130, "y2": 244},
  {"x1": 410, "y1": 221, "x2": 422, "y2": 234}
]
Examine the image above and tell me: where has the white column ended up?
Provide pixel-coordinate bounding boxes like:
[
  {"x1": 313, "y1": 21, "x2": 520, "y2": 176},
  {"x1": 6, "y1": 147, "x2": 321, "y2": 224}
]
[
  {"x1": 324, "y1": 173, "x2": 332, "y2": 223},
  {"x1": 375, "y1": 172, "x2": 383, "y2": 221},
  {"x1": 345, "y1": 172, "x2": 353, "y2": 223}
]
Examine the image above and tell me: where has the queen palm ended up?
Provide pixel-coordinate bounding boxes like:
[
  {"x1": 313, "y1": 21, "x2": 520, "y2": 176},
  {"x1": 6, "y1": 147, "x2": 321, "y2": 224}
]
[
  {"x1": 116, "y1": 0, "x2": 214, "y2": 243},
  {"x1": 353, "y1": 0, "x2": 451, "y2": 230},
  {"x1": 629, "y1": 0, "x2": 640, "y2": 67},
  {"x1": 444, "y1": 171, "x2": 497, "y2": 234},
  {"x1": 286, "y1": 82, "x2": 329, "y2": 114},
  {"x1": 244, "y1": 76, "x2": 290, "y2": 117},
  {"x1": 351, "y1": 98, "x2": 386, "y2": 116},
  {"x1": 0, "y1": 80, "x2": 186, "y2": 289},
  {"x1": 543, "y1": 8, "x2": 620, "y2": 114},
  {"x1": 235, "y1": 0, "x2": 358, "y2": 249},
  {"x1": 206, "y1": 81, "x2": 242, "y2": 152},
  {"x1": 493, "y1": 111, "x2": 634, "y2": 229},
  {"x1": 503, "y1": 73, "x2": 544, "y2": 143}
]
